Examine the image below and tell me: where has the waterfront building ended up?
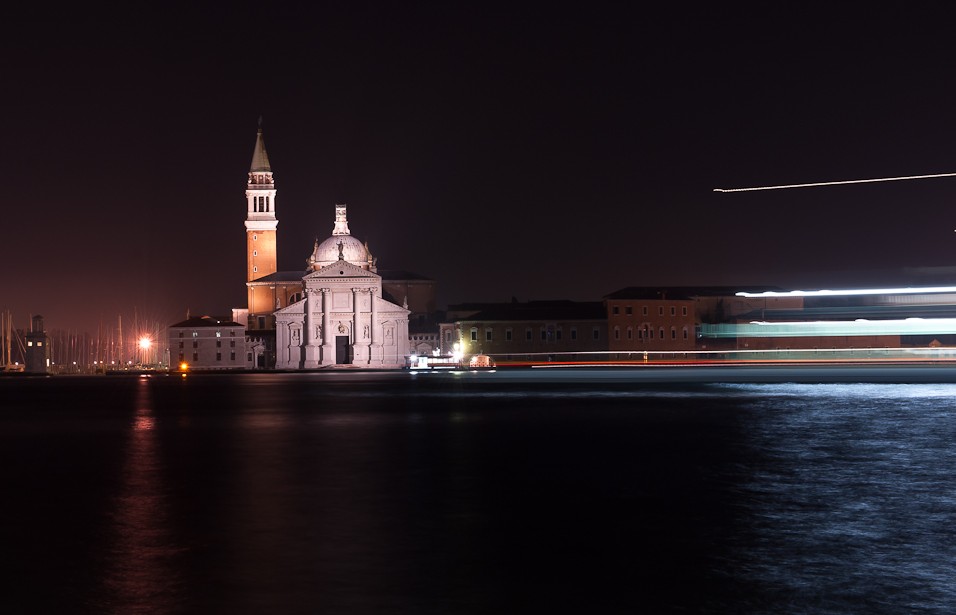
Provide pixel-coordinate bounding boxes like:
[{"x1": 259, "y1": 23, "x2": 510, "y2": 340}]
[
  {"x1": 440, "y1": 300, "x2": 607, "y2": 359},
  {"x1": 24, "y1": 315, "x2": 50, "y2": 374},
  {"x1": 604, "y1": 288, "x2": 697, "y2": 351},
  {"x1": 168, "y1": 316, "x2": 259, "y2": 370}
]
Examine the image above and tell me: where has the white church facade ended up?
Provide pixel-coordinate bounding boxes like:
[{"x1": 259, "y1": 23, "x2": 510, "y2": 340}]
[
  {"x1": 238, "y1": 122, "x2": 410, "y2": 369},
  {"x1": 273, "y1": 207, "x2": 410, "y2": 368}
]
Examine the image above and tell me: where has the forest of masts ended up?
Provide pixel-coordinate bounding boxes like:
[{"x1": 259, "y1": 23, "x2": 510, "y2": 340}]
[{"x1": 1, "y1": 310, "x2": 167, "y2": 373}]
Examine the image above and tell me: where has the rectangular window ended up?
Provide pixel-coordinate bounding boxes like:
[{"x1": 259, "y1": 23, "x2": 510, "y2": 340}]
[
  {"x1": 556, "y1": 329, "x2": 562, "y2": 341},
  {"x1": 193, "y1": 352, "x2": 199, "y2": 361},
  {"x1": 683, "y1": 328, "x2": 688, "y2": 340},
  {"x1": 216, "y1": 331, "x2": 222, "y2": 338},
  {"x1": 541, "y1": 329, "x2": 547, "y2": 341},
  {"x1": 612, "y1": 306, "x2": 620, "y2": 315},
  {"x1": 178, "y1": 332, "x2": 184, "y2": 338},
  {"x1": 485, "y1": 329, "x2": 492, "y2": 342},
  {"x1": 27, "y1": 341, "x2": 33, "y2": 347},
  {"x1": 505, "y1": 329, "x2": 513, "y2": 341},
  {"x1": 670, "y1": 307, "x2": 676, "y2": 316},
  {"x1": 682, "y1": 306, "x2": 688, "y2": 316},
  {"x1": 642, "y1": 306, "x2": 648, "y2": 316},
  {"x1": 230, "y1": 331, "x2": 236, "y2": 337},
  {"x1": 178, "y1": 341, "x2": 184, "y2": 349},
  {"x1": 231, "y1": 352, "x2": 236, "y2": 360},
  {"x1": 216, "y1": 352, "x2": 222, "y2": 361},
  {"x1": 178, "y1": 353, "x2": 184, "y2": 362},
  {"x1": 471, "y1": 329, "x2": 478, "y2": 342},
  {"x1": 526, "y1": 329, "x2": 532, "y2": 341},
  {"x1": 230, "y1": 340, "x2": 236, "y2": 347},
  {"x1": 192, "y1": 341, "x2": 198, "y2": 349},
  {"x1": 192, "y1": 331, "x2": 198, "y2": 338},
  {"x1": 571, "y1": 328, "x2": 577, "y2": 341},
  {"x1": 625, "y1": 306, "x2": 633, "y2": 315},
  {"x1": 627, "y1": 328, "x2": 633, "y2": 340},
  {"x1": 659, "y1": 307, "x2": 664, "y2": 316},
  {"x1": 216, "y1": 341, "x2": 221, "y2": 348},
  {"x1": 614, "y1": 328, "x2": 620, "y2": 340},
  {"x1": 671, "y1": 328, "x2": 676, "y2": 340},
  {"x1": 247, "y1": 352, "x2": 253, "y2": 361},
  {"x1": 592, "y1": 328, "x2": 600, "y2": 340}
]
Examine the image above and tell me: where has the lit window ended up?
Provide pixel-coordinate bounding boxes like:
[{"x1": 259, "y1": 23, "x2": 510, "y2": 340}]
[
  {"x1": 37, "y1": 342, "x2": 42, "y2": 347},
  {"x1": 27, "y1": 341, "x2": 33, "y2": 347},
  {"x1": 216, "y1": 331, "x2": 222, "y2": 338},
  {"x1": 192, "y1": 331, "x2": 198, "y2": 338}
]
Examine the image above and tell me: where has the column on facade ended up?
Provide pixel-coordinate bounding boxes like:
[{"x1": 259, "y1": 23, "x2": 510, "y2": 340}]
[
  {"x1": 320, "y1": 288, "x2": 333, "y2": 365},
  {"x1": 351, "y1": 287, "x2": 362, "y2": 364},
  {"x1": 303, "y1": 287, "x2": 320, "y2": 369},
  {"x1": 370, "y1": 288, "x2": 382, "y2": 364}
]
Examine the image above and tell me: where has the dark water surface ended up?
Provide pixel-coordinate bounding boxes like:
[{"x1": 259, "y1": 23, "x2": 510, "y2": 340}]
[{"x1": 1, "y1": 369, "x2": 955, "y2": 613}]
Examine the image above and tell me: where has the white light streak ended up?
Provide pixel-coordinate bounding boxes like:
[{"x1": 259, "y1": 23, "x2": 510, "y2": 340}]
[
  {"x1": 714, "y1": 171, "x2": 956, "y2": 193},
  {"x1": 736, "y1": 286, "x2": 956, "y2": 298}
]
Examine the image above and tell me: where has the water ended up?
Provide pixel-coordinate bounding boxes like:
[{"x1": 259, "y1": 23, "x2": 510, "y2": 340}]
[{"x1": 1, "y1": 370, "x2": 955, "y2": 613}]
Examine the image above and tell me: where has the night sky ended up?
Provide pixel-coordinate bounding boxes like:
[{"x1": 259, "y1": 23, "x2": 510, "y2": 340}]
[{"x1": 6, "y1": 5, "x2": 956, "y2": 334}]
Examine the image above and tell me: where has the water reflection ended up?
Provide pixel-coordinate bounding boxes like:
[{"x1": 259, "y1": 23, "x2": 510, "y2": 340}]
[{"x1": 100, "y1": 376, "x2": 182, "y2": 613}]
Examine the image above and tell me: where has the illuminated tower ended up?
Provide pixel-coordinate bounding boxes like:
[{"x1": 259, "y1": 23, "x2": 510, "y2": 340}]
[{"x1": 245, "y1": 120, "x2": 278, "y2": 328}]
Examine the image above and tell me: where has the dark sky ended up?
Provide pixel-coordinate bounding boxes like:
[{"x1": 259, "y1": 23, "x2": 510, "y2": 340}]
[{"x1": 5, "y1": 5, "x2": 956, "y2": 334}]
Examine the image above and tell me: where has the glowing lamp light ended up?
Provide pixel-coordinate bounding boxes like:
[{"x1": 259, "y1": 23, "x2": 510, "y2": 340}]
[
  {"x1": 179, "y1": 362, "x2": 189, "y2": 371},
  {"x1": 139, "y1": 336, "x2": 152, "y2": 350}
]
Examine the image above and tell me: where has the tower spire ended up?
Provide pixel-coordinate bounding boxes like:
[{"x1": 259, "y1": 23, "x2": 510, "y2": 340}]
[{"x1": 250, "y1": 118, "x2": 272, "y2": 173}]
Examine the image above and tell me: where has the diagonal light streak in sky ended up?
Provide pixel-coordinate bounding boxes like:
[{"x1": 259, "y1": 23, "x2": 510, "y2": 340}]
[{"x1": 714, "y1": 171, "x2": 956, "y2": 192}]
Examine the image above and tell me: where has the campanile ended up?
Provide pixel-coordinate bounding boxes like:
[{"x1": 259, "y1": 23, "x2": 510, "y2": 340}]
[{"x1": 245, "y1": 120, "x2": 278, "y2": 322}]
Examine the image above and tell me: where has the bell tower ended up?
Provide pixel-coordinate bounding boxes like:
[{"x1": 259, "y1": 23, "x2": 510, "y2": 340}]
[{"x1": 245, "y1": 119, "x2": 278, "y2": 324}]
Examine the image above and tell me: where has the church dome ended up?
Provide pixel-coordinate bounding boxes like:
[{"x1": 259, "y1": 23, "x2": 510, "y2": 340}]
[{"x1": 306, "y1": 204, "x2": 377, "y2": 271}]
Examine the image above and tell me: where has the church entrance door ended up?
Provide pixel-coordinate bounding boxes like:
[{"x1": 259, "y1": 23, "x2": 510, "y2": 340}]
[{"x1": 335, "y1": 335, "x2": 352, "y2": 364}]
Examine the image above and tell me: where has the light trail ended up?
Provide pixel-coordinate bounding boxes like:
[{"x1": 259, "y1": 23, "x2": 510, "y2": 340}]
[{"x1": 714, "y1": 171, "x2": 956, "y2": 192}]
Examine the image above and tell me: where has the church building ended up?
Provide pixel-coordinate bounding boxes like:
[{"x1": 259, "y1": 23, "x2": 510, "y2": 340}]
[{"x1": 238, "y1": 123, "x2": 410, "y2": 368}]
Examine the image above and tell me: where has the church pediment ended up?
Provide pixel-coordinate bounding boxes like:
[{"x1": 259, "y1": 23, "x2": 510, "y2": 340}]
[
  {"x1": 305, "y1": 260, "x2": 380, "y2": 281},
  {"x1": 274, "y1": 297, "x2": 306, "y2": 315}
]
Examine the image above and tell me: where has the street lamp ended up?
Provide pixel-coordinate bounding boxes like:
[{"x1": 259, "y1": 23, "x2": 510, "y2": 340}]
[{"x1": 138, "y1": 336, "x2": 152, "y2": 366}]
